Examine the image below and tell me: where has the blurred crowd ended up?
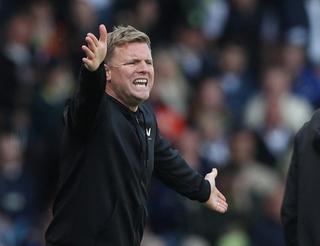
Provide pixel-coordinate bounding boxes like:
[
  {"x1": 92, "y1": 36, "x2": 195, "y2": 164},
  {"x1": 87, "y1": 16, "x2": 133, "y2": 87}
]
[{"x1": 0, "y1": 0, "x2": 319, "y2": 245}]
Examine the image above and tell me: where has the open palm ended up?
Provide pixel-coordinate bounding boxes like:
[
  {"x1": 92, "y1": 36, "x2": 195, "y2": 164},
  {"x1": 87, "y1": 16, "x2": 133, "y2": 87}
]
[
  {"x1": 82, "y1": 24, "x2": 108, "y2": 71},
  {"x1": 205, "y1": 168, "x2": 228, "y2": 213}
]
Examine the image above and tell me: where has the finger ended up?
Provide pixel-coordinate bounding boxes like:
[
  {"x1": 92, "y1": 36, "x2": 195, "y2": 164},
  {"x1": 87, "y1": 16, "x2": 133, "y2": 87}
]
[
  {"x1": 215, "y1": 188, "x2": 226, "y2": 201},
  {"x1": 82, "y1": 57, "x2": 89, "y2": 63},
  {"x1": 87, "y1": 33, "x2": 99, "y2": 47},
  {"x1": 82, "y1": 45, "x2": 96, "y2": 59},
  {"x1": 218, "y1": 199, "x2": 228, "y2": 209},
  {"x1": 216, "y1": 199, "x2": 228, "y2": 213},
  {"x1": 217, "y1": 207, "x2": 227, "y2": 213},
  {"x1": 82, "y1": 57, "x2": 92, "y2": 67},
  {"x1": 220, "y1": 202, "x2": 228, "y2": 211},
  {"x1": 99, "y1": 24, "x2": 108, "y2": 43},
  {"x1": 211, "y1": 168, "x2": 217, "y2": 178},
  {"x1": 85, "y1": 36, "x2": 97, "y2": 52},
  {"x1": 217, "y1": 204, "x2": 228, "y2": 213},
  {"x1": 82, "y1": 45, "x2": 95, "y2": 59}
]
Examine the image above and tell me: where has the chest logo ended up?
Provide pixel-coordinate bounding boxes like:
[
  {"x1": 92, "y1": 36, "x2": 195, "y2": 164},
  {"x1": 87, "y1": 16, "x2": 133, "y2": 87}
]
[{"x1": 146, "y1": 128, "x2": 151, "y2": 137}]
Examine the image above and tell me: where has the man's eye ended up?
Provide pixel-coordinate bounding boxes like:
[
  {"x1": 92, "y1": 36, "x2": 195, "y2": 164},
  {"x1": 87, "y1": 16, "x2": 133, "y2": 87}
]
[{"x1": 125, "y1": 61, "x2": 137, "y2": 65}]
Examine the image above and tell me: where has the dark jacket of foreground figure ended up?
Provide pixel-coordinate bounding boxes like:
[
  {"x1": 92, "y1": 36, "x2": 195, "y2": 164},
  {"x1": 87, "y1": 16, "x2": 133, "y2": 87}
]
[
  {"x1": 281, "y1": 109, "x2": 320, "y2": 246},
  {"x1": 45, "y1": 65, "x2": 210, "y2": 246}
]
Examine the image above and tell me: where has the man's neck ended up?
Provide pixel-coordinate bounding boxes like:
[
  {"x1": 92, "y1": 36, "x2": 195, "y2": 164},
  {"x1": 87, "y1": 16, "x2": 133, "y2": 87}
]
[{"x1": 105, "y1": 86, "x2": 138, "y2": 112}]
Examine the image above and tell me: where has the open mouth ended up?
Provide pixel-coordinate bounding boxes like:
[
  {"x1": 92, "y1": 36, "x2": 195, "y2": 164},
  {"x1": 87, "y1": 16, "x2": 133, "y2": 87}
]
[{"x1": 133, "y1": 78, "x2": 148, "y2": 87}]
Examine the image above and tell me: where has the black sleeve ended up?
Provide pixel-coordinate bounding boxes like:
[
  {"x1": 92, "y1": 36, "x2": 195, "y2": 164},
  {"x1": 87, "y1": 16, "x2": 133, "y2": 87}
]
[
  {"x1": 153, "y1": 123, "x2": 211, "y2": 203},
  {"x1": 281, "y1": 134, "x2": 299, "y2": 246},
  {"x1": 65, "y1": 63, "x2": 106, "y2": 134}
]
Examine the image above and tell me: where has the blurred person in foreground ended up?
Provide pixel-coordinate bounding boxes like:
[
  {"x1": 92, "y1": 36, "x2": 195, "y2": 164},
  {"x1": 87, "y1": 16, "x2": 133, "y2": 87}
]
[
  {"x1": 281, "y1": 110, "x2": 320, "y2": 245},
  {"x1": 44, "y1": 24, "x2": 228, "y2": 246},
  {"x1": 0, "y1": 132, "x2": 40, "y2": 245}
]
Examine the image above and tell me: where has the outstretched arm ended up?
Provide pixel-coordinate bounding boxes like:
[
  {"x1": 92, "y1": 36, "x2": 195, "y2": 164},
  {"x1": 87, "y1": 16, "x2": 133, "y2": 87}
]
[
  {"x1": 153, "y1": 120, "x2": 228, "y2": 213},
  {"x1": 82, "y1": 24, "x2": 108, "y2": 71},
  {"x1": 66, "y1": 24, "x2": 108, "y2": 134},
  {"x1": 204, "y1": 168, "x2": 228, "y2": 213}
]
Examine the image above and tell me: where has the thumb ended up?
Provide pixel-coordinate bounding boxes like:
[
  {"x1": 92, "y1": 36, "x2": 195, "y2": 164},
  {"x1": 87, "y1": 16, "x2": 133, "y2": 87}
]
[
  {"x1": 205, "y1": 168, "x2": 217, "y2": 185},
  {"x1": 99, "y1": 24, "x2": 108, "y2": 43},
  {"x1": 211, "y1": 168, "x2": 218, "y2": 178}
]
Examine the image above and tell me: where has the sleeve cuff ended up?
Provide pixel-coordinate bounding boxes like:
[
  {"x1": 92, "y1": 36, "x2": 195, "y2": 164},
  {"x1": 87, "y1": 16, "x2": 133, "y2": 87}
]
[
  {"x1": 80, "y1": 63, "x2": 105, "y2": 80},
  {"x1": 198, "y1": 179, "x2": 211, "y2": 203}
]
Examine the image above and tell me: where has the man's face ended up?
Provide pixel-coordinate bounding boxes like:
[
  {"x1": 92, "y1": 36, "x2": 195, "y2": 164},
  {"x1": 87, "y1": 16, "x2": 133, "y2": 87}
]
[{"x1": 106, "y1": 42, "x2": 154, "y2": 110}]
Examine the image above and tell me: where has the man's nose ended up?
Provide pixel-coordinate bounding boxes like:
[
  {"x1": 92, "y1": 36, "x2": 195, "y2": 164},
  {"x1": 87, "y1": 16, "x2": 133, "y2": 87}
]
[{"x1": 137, "y1": 61, "x2": 149, "y2": 73}]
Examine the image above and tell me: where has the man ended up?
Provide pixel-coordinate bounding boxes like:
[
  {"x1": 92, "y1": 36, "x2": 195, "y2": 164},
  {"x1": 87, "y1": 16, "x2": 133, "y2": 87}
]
[
  {"x1": 45, "y1": 24, "x2": 228, "y2": 246},
  {"x1": 281, "y1": 110, "x2": 320, "y2": 245}
]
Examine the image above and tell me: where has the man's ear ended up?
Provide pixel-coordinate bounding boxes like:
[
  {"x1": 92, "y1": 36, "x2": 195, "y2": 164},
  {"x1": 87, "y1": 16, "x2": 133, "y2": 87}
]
[{"x1": 104, "y1": 64, "x2": 111, "y2": 82}]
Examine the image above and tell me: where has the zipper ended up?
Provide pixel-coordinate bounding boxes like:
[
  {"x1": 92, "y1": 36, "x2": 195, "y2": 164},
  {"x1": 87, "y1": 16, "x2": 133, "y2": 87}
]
[{"x1": 134, "y1": 115, "x2": 148, "y2": 168}]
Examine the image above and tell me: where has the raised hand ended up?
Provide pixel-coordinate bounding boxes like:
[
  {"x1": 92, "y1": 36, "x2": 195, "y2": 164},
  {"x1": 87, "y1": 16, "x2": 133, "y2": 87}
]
[
  {"x1": 82, "y1": 24, "x2": 108, "y2": 71},
  {"x1": 204, "y1": 168, "x2": 228, "y2": 213}
]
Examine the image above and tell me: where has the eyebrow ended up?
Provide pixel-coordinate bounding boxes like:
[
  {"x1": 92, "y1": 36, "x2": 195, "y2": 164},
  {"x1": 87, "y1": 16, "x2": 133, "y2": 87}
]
[
  {"x1": 108, "y1": 59, "x2": 153, "y2": 68},
  {"x1": 129, "y1": 58, "x2": 153, "y2": 62}
]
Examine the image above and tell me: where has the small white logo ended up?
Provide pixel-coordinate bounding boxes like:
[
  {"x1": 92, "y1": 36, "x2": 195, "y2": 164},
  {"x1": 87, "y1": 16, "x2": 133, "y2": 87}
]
[{"x1": 146, "y1": 128, "x2": 151, "y2": 137}]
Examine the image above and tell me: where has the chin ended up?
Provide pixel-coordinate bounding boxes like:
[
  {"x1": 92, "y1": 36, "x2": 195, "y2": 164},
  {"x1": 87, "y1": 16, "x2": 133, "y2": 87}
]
[{"x1": 135, "y1": 92, "x2": 150, "y2": 102}]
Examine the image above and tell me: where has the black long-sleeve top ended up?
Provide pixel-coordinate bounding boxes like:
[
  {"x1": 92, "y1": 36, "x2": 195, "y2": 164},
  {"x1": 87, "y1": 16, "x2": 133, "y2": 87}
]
[
  {"x1": 45, "y1": 64, "x2": 210, "y2": 246},
  {"x1": 281, "y1": 109, "x2": 320, "y2": 246}
]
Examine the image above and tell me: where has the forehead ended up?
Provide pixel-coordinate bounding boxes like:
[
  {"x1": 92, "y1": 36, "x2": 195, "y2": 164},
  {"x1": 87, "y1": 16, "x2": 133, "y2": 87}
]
[{"x1": 113, "y1": 42, "x2": 152, "y2": 60}]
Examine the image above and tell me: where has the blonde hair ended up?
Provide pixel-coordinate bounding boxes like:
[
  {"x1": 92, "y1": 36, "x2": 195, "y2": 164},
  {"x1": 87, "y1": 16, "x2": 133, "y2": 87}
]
[{"x1": 105, "y1": 25, "x2": 151, "y2": 63}]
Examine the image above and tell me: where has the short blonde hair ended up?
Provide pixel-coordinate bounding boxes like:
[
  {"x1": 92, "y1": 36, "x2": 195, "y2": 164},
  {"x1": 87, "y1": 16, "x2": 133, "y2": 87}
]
[{"x1": 105, "y1": 25, "x2": 151, "y2": 63}]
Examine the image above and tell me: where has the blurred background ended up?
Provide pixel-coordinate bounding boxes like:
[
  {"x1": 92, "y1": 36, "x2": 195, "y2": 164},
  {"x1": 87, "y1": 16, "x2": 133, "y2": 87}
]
[{"x1": 0, "y1": 0, "x2": 319, "y2": 245}]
